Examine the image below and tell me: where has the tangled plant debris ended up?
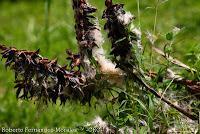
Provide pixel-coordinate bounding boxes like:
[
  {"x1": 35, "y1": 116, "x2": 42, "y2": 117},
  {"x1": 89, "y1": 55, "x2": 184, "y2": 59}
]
[{"x1": 0, "y1": 0, "x2": 199, "y2": 133}]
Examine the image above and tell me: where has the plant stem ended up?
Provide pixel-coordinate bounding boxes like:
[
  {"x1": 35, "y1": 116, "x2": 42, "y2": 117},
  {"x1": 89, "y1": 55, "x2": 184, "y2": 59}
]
[
  {"x1": 150, "y1": 0, "x2": 160, "y2": 66},
  {"x1": 137, "y1": 0, "x2": 141, "y2": 29},
  {"x1": 152, "y1": 46, "x2": 197, "y2": 72},
  {"x1": 133, "y1": 74, "x2": 198, "y2": 120},
  {"x1": 153, "y1": 0, "x2": 160, "y2": 34},
  {"x1": 44, "y1": 0, "x2": 51, "y2": 52}
]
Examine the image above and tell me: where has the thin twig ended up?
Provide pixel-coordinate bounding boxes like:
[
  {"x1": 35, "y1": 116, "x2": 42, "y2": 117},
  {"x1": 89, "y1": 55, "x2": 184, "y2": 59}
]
[
  {"x1": 153, "y1": 46, "x2": 197, "y2": 72},
  {"x1": 133, "y1": 74, "x2": 198, "y2": 120},
  {"x1": 160, "y1": 78, "x2": 174, "y2": 100}
]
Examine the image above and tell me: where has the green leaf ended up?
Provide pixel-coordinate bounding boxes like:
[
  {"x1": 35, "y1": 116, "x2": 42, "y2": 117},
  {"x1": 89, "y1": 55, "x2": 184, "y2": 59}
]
[{"x1": 166, "y1": 32, "x2": 173, "y2": 41}]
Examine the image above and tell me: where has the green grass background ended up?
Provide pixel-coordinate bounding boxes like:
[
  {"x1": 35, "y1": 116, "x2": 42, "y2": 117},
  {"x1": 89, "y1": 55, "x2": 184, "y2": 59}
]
[{"x1": 0, "y1": 0, "x2": 200, "y2": 130}]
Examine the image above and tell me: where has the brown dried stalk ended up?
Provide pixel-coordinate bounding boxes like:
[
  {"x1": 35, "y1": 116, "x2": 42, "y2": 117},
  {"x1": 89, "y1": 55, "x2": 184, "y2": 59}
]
[
  {"x1": 146, "y1": 69, "x2": 200, "y2": 99},
  {"x1": 166, "y1": 69, "x2": 200, "y2": 98},
  {"x1": 174, "y1": 80, "x2": 200, "y2": 97},
  {"x1": 72, "y1": 0, "x2": 122, "y2": 79},
  {"x1": 72, "y1": 0, "x2": 98, "y2": 79},
  {"x1": 153, "y1": 46, "x2": 197, "y2": 72},
  {"x1": 103, "y1": 0, "x2": 142, "y2": 63},
  {"x1": 103, "y1": 0, "x2": 198, "y2": 120},
  {"x1": 0, "y1": 44, "x2": 104, "y2": 105},
  {"x1": 135, "y1": 76, "x2": 198, "y2": 120},
  {"x1": 0, "y1": 0, "x2": 121, "y2": 106},
  {"x1": 153, "y1": 47, "x2": 200, "y2": 96}
]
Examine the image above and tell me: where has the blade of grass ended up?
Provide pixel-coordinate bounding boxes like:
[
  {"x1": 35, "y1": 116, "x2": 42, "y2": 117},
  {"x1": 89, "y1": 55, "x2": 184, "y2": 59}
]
[
  {"x1": 44, "y1": 0, "x2": 51, "y2": 52},
  {"x1": 137, "y1": 0, "x2": 141, "y2": 29}
]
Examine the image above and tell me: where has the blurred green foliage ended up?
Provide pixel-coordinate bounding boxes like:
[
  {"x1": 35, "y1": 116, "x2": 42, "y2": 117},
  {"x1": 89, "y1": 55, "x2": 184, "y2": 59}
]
[{"x1": 0, "y1": 0, "x2": 200, "y2": 130}]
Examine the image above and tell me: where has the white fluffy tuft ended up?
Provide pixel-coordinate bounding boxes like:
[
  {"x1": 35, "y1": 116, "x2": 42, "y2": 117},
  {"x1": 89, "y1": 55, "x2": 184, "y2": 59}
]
[
  {"x1": 91, "y1": 116, "x2": 114, "y2": 134},
  {"x1": 130, "y1": 24, "x2": 143, "y2": 52},
  {"x1": 117, "y1": 12, "x2": 134, "y2": 25},
  {"x1": 91, "y1": 28, "x2": 104, "y2": 46},
  {"x1": 90, "y1": 24, "x2": 123, "y2": 76},
  {"x1": 92, "y1": 46, "x2": 123, "y2": 75}
]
